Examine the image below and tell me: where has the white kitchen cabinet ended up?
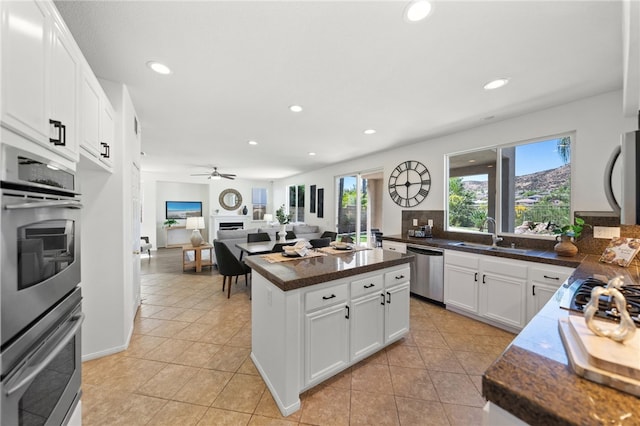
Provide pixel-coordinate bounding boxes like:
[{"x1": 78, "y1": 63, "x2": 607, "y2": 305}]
[
  {"x1": 305, "y1": 300, "x2": 350, "y2": 386},
  {"x1": 1, "y1": 0, "x2": 79, "y2": 162},
  {"x1": 479, "y1": 257, "x2": 528, "y2": 329},
  {"x1": 444, "y1": 251, "x2": 480, "y2": 314},
  {"x1": 382, "y1": 240, "x2": 407, "y2": 254},
  {"x1": 99, "y1": 101, "x2": 114, "y2": 168},
  {"x1": 526, "y1": 264, "x2": 573, "y2": 323},
  {"x1": 350, "y1": 274, "x2": 385, "y2": 362},
  {"x1": 385, "y1": 282, "x2": 410, "y2": 341},
  {"x1": 80, "y1": 67, "x2": 115, "y2": 171},
  {"x1": 445, "y1": 250, "x2": 527, "y2": 331}
]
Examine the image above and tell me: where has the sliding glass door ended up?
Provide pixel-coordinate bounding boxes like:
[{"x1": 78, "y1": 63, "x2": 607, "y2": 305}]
[{"x1": 335, "y1": 170, "x2": 382, "y2": 245}]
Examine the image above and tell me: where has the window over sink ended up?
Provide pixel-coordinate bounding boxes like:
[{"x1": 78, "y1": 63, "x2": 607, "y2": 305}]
[{"x1": 447, "y1": 134, "x2": 572, "y2": 237}]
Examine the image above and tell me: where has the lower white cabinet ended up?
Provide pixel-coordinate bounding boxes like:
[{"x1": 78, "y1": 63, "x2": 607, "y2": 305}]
[
  {"x1": 385, "y1": 282, "x2": 411, "y2": 341},
  {"x1": 382, "y1": 240, "x2": 407, "y2": 254},
  {"x1": 527, "y1": 264, "x2": 573, "y2": 322},
  {"x1": 445, "y1": 249, "x2": 575, "y2": 332},
  {"x1": 305, "y1": 301, "x2": 350, "y2": 385},
  {"x1": 350, "y1": 291, "x2": 385, "y2": 362}
]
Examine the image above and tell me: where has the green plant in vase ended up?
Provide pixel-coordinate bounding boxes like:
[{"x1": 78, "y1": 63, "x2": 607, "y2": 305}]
[
  {"x1": 552, "y1": 217, "x2": 590, "y2": 257},
  {"x1": 275, "y1": 205, "x2": 292, "y2": 224},
  {"x1": 163, "y1": 218, "x2": 178, "y2": 228}
]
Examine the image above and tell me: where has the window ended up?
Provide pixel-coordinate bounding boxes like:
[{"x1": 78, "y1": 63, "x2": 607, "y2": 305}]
[
  {"x1": 447, "y1": 135, "x2": 571, "y2": 236},
  {"x1": 288, "y1": 185, "x2": 305, "y2": 222},
  {"x1": 336, "y1": 170, "x2": 383, "y2": 244}
]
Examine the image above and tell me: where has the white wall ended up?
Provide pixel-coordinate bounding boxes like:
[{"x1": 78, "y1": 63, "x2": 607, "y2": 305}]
[
  {"x1": 155, "y1": 181, "x2": 209, "y2": 247},
  {"x1": 275, "y1": 90, "x2": 634, "y2": 236}
]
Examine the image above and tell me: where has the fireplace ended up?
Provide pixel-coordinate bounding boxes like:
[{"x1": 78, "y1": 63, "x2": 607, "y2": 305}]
[{"x1": 219, "y1": 222, "x2": 244, "y2": 231}]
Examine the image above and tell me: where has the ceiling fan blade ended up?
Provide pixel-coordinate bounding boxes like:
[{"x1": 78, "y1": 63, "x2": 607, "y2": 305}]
[
  {"x1": 219, "y1": 173, "x2": 236, "y2": 178},
  {"x1": 190, "y1": 173, "x2": 213, "y2": 176},
  {"x1": 223, "y1": 175, "x2": 235, "y2": 180}
]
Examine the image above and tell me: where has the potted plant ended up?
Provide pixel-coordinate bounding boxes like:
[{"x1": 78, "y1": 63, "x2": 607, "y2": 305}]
[
  {"x1": 163, "y1": 218, "x2": 178, "y2": 228},
  {"x1": 552, "y1": 217, "x2": 589, "y2": 257},
  {"x1": 275, "y1": 205, "x2": 292, "y2": 242}
]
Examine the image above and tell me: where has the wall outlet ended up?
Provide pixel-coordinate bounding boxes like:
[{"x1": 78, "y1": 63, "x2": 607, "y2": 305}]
[
  {"x1": 593, "y1": 226, "x2": 620, "y2": 239},
  {"x1": 412, "y1": 219, "x2": 418, "y2": 226},
  {"x1": 428, "y1": 219, "x2": 434, "y2": 227}
]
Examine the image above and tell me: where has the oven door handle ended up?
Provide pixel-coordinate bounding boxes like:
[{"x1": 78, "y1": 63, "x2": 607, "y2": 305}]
[
  {"x1": 5, "y1": 313, "x2": 84, "y2": 397},
  {"x1": 5, "y1": 200, "x2": 83, "y2": 210}
]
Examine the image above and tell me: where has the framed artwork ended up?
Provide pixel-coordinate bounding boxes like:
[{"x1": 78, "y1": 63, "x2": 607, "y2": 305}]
[
  {"x1": 310, "y1": 185, "x2": 316, "y2": 213},
  {"x1": 317, "y1": 188, "x2": 324, "y2": 218}
]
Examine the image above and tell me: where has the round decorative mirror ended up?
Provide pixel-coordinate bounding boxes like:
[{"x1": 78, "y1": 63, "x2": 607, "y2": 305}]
[{"x1": 219, "y1": 188, "x2": 242, "y2": 211}]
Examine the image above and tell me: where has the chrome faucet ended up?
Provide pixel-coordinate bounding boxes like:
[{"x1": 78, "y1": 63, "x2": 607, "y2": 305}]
[{"x1": 483, "y1": 217, "x2": 503, "y2": 247}]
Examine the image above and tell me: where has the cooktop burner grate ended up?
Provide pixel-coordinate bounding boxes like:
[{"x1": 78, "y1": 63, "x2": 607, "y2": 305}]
[{"x1": 569, "y1": 277, "x2": 640, "y2": 327}]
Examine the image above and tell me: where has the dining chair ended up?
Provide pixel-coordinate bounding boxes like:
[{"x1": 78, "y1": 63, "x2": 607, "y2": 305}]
[
  {"x1": 309, "y1": 237, "x2": 331, "y2": 248},
  {"x1": 341, "y1": 235, "x2": 354, "y2": 244},
  {"x1": 213, "y1": 241, "x2": 251, "y2": 298},
  {"x1": 272, "y1": 242, "x2": 295, "y2": 253},
  {"x1": 320, "y1": 231, "x2": 337, "y2": 241},
  {"x1": 285, "y1": 231, "x2": 297, "y2": 240},
  {"x1": 247, "y1": 232, "x2": 271, "y2": 243}
]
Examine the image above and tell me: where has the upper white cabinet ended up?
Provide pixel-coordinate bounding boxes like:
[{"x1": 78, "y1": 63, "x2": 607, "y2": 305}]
[
  {"x1": 1, "y1": 1, "x2": 79, "y2": 162},
  {"x1": 80, "y1": 64, "x2": 114, "y2": 171}
]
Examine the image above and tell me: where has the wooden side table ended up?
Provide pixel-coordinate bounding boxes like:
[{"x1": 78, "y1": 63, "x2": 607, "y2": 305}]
[{"x1": 182, "y1": 243, "x2": 213, "y2": 272}]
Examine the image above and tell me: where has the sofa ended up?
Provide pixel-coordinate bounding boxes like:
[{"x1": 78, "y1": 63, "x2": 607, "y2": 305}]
[{"x1": 213, "y1": 224, "x2": 323, "y2": 265}]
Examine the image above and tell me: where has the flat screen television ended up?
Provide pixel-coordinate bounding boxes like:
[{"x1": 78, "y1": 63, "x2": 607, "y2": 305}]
[{"x1": 165, "y1": 201, "x2": 202, "y2": 219}]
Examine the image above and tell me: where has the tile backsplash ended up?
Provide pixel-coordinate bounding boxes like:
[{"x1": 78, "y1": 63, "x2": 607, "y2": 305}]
[{"x1": 401, "y1": 210, "x2": 640, "y2": 255}]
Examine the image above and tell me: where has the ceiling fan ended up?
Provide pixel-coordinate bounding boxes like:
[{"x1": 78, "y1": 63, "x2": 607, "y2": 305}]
[{"x1": 191, "y1": 167, "x2": 236, "y2": 180}]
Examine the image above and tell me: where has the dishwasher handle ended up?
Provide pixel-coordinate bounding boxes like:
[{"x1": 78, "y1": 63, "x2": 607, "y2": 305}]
[{"x1": 407, "y1": 246, "x2": 443, "y2": 256}]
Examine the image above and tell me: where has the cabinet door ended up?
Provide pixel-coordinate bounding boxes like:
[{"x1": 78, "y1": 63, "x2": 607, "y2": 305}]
[
  {"x1": 99, "y1": 101, "x2": 114, "y2": 167},
  {"x1": 528, "y1": 283, "x2": 558, "y2": 320},
  {"x1": 444, "y1": 264, "x2": 479, "y2": 313},
  {"x1": 81, "y1": 71, "x2": 101, "y2": 158},
  {"x1": 527, "y1": 264, "x2": 573, "y2": 323},
  {"x1": 350, "y1": 292, "x2": 385, "y2": 362},
  {"x1": 385, "y1": 283, "x2": 410, "y2": 342},
  {"x1": 1, "y1": 0, "x2": 48, "y2": 141},
  {"x1": 305, "y1": 303, "x2": 349, "y2": 386},
  {"x1": 480, "y1": 272, "x2": 526, "y2": 329},
  {"x1": 49, "y1": 19, "x2": 78, "y2": 159}
]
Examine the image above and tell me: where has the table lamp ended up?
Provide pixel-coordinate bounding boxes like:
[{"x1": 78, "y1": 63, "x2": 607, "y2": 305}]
[
  {"x1": 186, "y1": 216, "x2": 205, "y2": 246},
  {"x1": 263, "y1": 214, "x2": 273, "y2": 224}
]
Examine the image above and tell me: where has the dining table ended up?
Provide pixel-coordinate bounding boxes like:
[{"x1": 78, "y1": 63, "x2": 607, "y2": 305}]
[{"x1": 235, "y1": 239, "x2": 302, "y2": 260}]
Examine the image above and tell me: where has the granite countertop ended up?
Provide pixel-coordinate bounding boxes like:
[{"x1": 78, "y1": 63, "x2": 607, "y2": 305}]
[
  {"x1": 483, "y1": 255, "x2": 640, "y2": 425},
  {"x1": 383, "y1": 234, "x2": 585, "y2": 268},
  {"x1": 244, "y1": 247, "x2": 413, "y2": 291}
]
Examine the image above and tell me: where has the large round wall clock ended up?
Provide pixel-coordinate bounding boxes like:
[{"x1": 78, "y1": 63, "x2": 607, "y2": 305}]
[{"x1": 388, "y1": 160, "x2": 431, "y2": 207}]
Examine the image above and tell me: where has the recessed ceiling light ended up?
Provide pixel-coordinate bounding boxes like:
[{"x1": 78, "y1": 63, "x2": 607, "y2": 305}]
[
  {"x1": 405, "y1": 0, "x2": 433, "y2": 22},
  {"x1": 308, "y1": 152, "x2": 316, "y2": 156},
  {"x1": 146, "y1": 61, "x2": 172, "y2": 75},
  {"x1": 289, "y1": 105, "x2": 303, "y2": 112},
  {"x1": 483, "y1": 78, "x2": 509, "y2": 90},
  {"x1": 248, "y1": 140, "x2": 258, "y2": 145},
  {"x1": 364, "y1": 129, "x2": 377, "y2": 135}
]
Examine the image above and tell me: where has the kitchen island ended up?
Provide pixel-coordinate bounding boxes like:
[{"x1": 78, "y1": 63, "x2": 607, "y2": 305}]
[
  {"x1": 244, "y1": 247, "x2": 413, "y2": 416},
  {"x1": 483, "y1": 255, "x2": 640, "y2": 425}
]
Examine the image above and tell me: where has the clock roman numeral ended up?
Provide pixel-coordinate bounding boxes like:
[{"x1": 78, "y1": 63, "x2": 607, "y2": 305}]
[{"x1": 418, "y1": 188, "x2": 429, "y2": 197}]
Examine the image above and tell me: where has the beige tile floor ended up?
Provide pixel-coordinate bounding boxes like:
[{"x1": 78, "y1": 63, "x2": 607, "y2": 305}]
[{"x1": 81, "y1": 248, "x2": 515, "y2": 425}]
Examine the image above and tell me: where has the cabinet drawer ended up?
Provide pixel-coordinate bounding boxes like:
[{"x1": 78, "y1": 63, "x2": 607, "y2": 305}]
[
  {"x1": 445, "y1": 250, "x2": 480, "y2": 269},
  {"x1": 306, "y1": 283, "x2": 348, "y2": 312},
  {"x1": 382, "y1": 240, "x2": 406, "y2": 254},
  {"x1": 351, "y1": 275, "x2": 383, "y2": 298},
  {"x1": 529, "y1": 265, "x2": 573, "y2": 284},
  {"x1": 482, "y1": 257, "x2": 527, "y2": 279},
  {"x1": 384, "y1": 267, "x2": 410, "y2": 287}
]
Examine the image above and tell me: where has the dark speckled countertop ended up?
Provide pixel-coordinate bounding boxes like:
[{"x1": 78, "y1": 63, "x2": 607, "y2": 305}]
[
  {"x1": 244, "y1": 247, "x2": 413, "y2": 291},
  {"x1": 384, "y1": 235, "x2": 640, "y2": 424}
]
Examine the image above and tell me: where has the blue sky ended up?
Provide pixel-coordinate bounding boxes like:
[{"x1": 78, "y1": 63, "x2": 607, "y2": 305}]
[{"x1": 462, "y1": 138, "x2": 569, "y2": 181}]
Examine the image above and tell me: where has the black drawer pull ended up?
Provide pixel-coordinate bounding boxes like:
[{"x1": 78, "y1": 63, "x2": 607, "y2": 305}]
[
  {"x1": 474, "y1": 272, "x2": 478, "y2": 282},
  {"x1": 543, "y1": 275, "x2": 560, "y2": 280},
  {"x1": 322, "y1": 294, "x2": 336, "y2": 300},
  {"x1": 364, "y1": 283, "x2": 375, "y2": 289},
  {"x1": 482, "y1": 274, "x2": 486, "y2": 284},
  {"x1": 386, "y1": 291, "x2": 391, "y2": 304},
  {"x1": 380, "y1": 293, "x2": 385, "y2": 305},
  {"x1": 49, "y1": 119, "x2": 66, "y2": 146},
  {"x1": 532, "y1": 285, "x2": 536, "y2": 296},
  {"x1": 395, "y1": 275, "x2": 405, "y2": 280},
  {"x1": 101, "y1": 142, "x2": 110, "y2": 158},
  {"x1": 345, "y1": 305, "x2": 350, "y2": 319}
]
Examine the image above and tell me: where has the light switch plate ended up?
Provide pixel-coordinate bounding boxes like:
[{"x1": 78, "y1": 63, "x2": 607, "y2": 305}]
[
  {"x1": 412, "y1": 219, "x2": 418, "y2": 226},
  {"x1": 593, "y1": 226, "x2": 620, "y2": 239}
]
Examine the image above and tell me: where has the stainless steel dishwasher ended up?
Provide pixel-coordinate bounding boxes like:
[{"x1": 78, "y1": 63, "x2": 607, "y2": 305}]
[{"x1": 407, "y1": 245, "x2": 444, "y2": 305}]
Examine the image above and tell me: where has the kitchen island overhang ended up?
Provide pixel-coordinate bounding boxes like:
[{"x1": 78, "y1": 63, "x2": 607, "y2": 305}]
[{"x1": 245, "y1": 248, "x2": 414, "y2": 416}]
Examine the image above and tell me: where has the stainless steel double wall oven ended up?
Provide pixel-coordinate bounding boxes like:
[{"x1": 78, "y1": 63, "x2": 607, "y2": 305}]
[{"x1": 1, "y1": 145, "x2": 83, "y2": 425}]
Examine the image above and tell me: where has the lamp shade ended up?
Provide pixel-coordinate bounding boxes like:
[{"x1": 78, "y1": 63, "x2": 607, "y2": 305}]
[
  {"x1": 263, "y1": 214, "x2": 273, "y2": 222},
  {"x1": 186, "y1": 216, "x2": 205, "y2": 230}
]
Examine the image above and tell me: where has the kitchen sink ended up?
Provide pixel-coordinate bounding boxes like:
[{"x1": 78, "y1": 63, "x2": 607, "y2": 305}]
[{"x1": 448, "y1": 241, "x2": 531, "y2": 255}]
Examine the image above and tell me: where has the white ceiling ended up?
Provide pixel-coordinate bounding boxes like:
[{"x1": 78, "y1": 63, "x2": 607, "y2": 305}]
[{"x1": 54, "y1": 1, "x2": 623, "y2": 180}]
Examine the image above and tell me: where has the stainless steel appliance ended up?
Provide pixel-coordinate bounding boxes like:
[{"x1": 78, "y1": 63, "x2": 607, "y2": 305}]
[
  {"x1": 604, "y1": 125, "x2": 640, "y2": 225},
  {"x1": 559, "y1": 276, "x2": 640, "y2": 327},
  {"x1": 1, "y1": 288, "x2": 83, "y2": 425},
  {"x1": 1, "y1": 145, "x2": 83, "y2": 425},
  {"x1": 407, "y1": 245, "x2": 444, "y2": 304}
]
